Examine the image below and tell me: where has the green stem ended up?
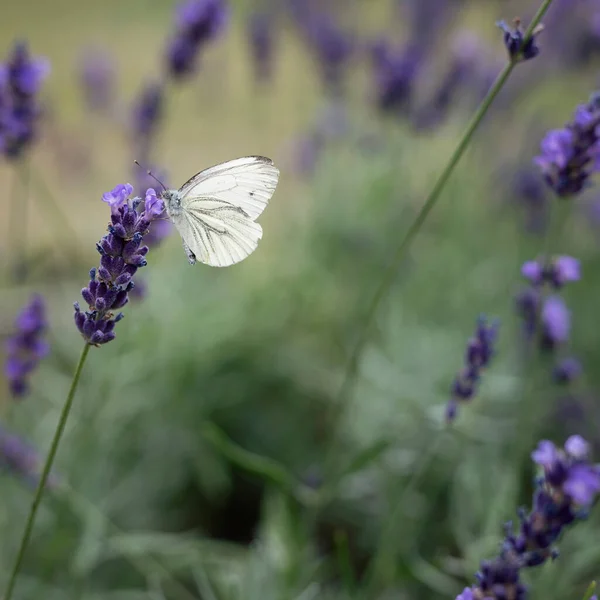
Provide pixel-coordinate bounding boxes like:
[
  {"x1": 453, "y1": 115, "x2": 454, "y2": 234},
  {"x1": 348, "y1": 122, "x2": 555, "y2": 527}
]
[
  {"x1": 4, "y1": 343, "x2": 91, "y2": 600},
  {"x1": 322, "y1": 0, "x2": 555, "y2": 473}
]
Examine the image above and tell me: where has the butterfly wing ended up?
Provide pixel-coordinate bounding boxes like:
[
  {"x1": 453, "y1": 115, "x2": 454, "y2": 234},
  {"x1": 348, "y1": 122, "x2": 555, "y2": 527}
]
[
  {"x1": 179, "y1": 155, "x2": 279, "y2": 220},
  {"x1": 175, "y1": 199, "x2": 264, "y2": 267}
]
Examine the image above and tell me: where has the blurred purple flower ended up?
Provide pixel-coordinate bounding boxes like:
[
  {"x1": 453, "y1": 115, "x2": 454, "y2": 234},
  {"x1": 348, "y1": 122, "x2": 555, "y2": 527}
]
[
  {"x1": 446, "y1": 315, "x2": 499, "y2": 423},
  {"x1": 497, "y1": 18, "x2": 543, "y2": 62},
  {"x1": 541, "y1": 295, "x2": 570, "y2": 347},
  {"x1": 511, "y1": 167, "x2": 549, "y2": 234},
  {"x1": 4, "y1": 295, "x2": 49, "y2": 399},
  {"x1": 521, "y1": 255, "x2": 580, "y2": 288},
  {"x1": 131, "y1": 81, "x2": 164, "y2": 161},
  {"x1": 455, "y1": 588, "x2": 474, "y2": 600},
  {"x1": 304, "y1": 14, "x2": 353, "y2": 95},
  {"x1": 400, "y1": 0, "x2": 457, "y2": 46},
  {"x1": 565, "y1": 434, "x2": 589, "y2": 459},
  {"x1": 413, "y1": 33, "x2": 480, "y2": 131},
  {"x1": 247, "y1": 11, "x2": 275, "y2": 83},
  {"x1": 0, "y1": 41, "x2": 49, "y2": 159},
  {"x1": 535, "y1": 92, "x2": 600, "y2": 197},
  {"x1": 0, "y1": 426, "x2": 58, "y2": 489},
  {"x1": 370, "y1": 39, "x2": 423, "y2": 116},
  {"x1": 553, "y1": 357, "x2": 583, "y2": 385},
  {"x1": 78, "y1": 47, "x2": 115, "y2": 113},
  {"x1": 74, "y1": 185, "x2": 165, "y2": 345},
  {"x1": 166, "y1": 0, "x2": 229, "y2": 80}
]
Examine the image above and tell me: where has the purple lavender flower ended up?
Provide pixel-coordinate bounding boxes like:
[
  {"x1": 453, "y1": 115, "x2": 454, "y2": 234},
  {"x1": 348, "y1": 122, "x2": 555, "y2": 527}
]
[
  {"x1": 131, "y1": 81, "x2": 164, "y2": 162},
  {"x1": 455, "y1": 588, "x2": 474, "y2": 600},
  {"x1": 74, "y1": 187, "x2": 164, "y2": 345},
  {"x1": 133, "y1": 165, "x2": 172, "y2": 248},
  {"x1": 0, "y1": 41, "x2": 49, "y2": 159},
  {"x1": 303, "y1": 14, "x2": 353, "y2": 96},
  {"x1": 511, "y1": 167, "x2": 549, "y2": 234},
  {"x1": 78, "y1": 47, "x2": 115, "y2": 113},
  {"x1": 497, "y1": 18, "x2": 543, "y2": 62},
  {"x1": 458, "y1": 437, "x2": 599, "y2": 600},
  {"x1": 4, "y1": 295, "x2": 49, "y2": 399},
  {"x1": 553, "y1": 357, "x2": 583, "y2": 384},
  {"x1": 413, "y1": 33, "x2": 480, "y2": 131},
  {"x1": 446, "y1": 316, "x2": 499, "y2": 423},
  {"x1": 0, "y1": 426, "x2": 58, "y2": 489},
  {"x1": 516, "y1": 256, "x2": 580, "y2": 355},
  {"x1": 247, "y1": 11, "x2": 275, "y2": 83},
  {"x1": 370, "y1": 39, "x2": 423, "y2": 116},
  {"x1": 521, "y1": 255, "x2": 580, "y2": 288},
  {"x1": 102, "y1": 183, "x2": 134, "y2": 214},
  {"x1": 541, "y1": 295, "x2": 570, "y2": 348},
  {"x1": 166, "y1": 0, "x2": 229, "y2": 80},
  {"x1": 535, "y1": 93, "x2": 600, "y2": 197}
]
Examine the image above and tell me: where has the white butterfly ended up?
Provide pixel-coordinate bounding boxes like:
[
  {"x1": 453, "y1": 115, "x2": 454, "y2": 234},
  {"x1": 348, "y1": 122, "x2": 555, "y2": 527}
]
[{"x1": 161, "y1": 156, "x2": 280, "y2": 268}]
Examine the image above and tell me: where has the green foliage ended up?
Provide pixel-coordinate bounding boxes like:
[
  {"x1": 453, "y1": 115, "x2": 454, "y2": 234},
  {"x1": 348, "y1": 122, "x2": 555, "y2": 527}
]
[{"x1": 2, "y1": 0, "x2": 600, "y2": 598}]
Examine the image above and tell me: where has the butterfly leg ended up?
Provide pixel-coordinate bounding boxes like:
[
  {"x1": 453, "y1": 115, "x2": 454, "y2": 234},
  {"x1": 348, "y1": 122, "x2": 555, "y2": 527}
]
[{"x1": 182, "y1": 240, "x2": 197, "y2": 265}]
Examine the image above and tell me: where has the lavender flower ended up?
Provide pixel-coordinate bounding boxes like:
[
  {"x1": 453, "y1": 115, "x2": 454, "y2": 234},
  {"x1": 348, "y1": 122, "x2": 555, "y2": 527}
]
[
  {"x1": 133, "y1": 164, "x2": 172, "y2": 248},
  {"x1": 541, "y1": 296, "x2": 571, "y2": 349},
  {"x1": 370, "y1": 40, "x2": 423, "y2": 116},
  {"x1": 535, "y1": 93, "x2": 600, "y2": 197},
  {"x1": 0, "y1": 41, "x2": 49, "y2": 159},
  {"x1": 166, "y1": 0, "x2": 229, "y2": 80},
  {"x1": 516, "y1": 256, "x2": 580, "y2": 351},
  {"x1": 4, "y1": 295, "x2": 49, "y2": 399},
  {"x1": 413, "y1": 33, "x2": 480, "y2": 131},
  {"x1": 74, "y1": 186, "x2": 165, "y2": 345},
  {"x1": 446, "y1": 316, "x2": 499, "y2": 423},
  {"x1": 0, "y1": 426, "x2": 58, "y2": 489},
  {"x1": 521, "y1": 255, "x2": 580, "y2": 288},
  {"x1": 553, "y1": 357, "x2": 583, "y2": 384},
  {"x1": 303, "y1": 14, "x2": 353, "y2": 96},
  {"x1": 497, "y1": 18, "x2": 543, "y2": 62},
  {"x1": 457, "y1": 437, "x2": 600, "y2": 600},
  {"x1": 247, "y1": 11, "x2": 275, "y2": 83},
  {"x1": 78, "y1": 47, "x2": 115, "y2": 113},
  {"x1": 511, "y1": 168, "x2": 549, "y2": 233},
  {"x1": 131, "y1": 81, "x2": 164, "y2": 160}
]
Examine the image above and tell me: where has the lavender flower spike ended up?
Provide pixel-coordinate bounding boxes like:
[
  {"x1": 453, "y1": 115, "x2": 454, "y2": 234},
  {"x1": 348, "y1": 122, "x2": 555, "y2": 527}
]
[
  {"x1": 446, "y1": 315, "x2": 499, "y2": 423},
  {"x1": 536, "y1": 92, "x2": 600, "y2": 197},
  {"x1": 5, "y1": 294, "x2": 49, "y2": 399},
  {"x1": 74, "y1": 186, "x2": 165, "y2": 345},
  {"x1": 457, "y1": 437, "x2": 600, "y2": 600},
  {"x1": 0, "y1": 425, "x2": 58, "y2": 489},
  {"x1": 166, "y1": 0, "x2": 229, "y2": 80},
  {"x1": 1, "y1": 41, "x2": 50, "y2": 159},
  {"x1": 497, "y1": 18, "x2": 543, "y2": 62}
]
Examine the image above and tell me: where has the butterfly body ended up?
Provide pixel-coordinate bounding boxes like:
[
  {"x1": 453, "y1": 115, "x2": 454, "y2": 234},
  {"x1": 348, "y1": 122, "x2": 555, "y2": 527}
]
[{"x1": 162, "y1": 156, "x2": 279, "y2": 268}]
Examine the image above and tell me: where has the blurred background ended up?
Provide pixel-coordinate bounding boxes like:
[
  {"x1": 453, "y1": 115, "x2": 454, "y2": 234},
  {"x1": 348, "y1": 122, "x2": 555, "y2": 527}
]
[{"x1": 1, "y1": 0, "x2": 600, "y2": 598}]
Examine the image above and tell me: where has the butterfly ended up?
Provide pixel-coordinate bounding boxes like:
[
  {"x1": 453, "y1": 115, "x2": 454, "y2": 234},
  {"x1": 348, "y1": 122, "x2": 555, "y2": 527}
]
[{"x1": 160, "y1": 156, "x2": 280, "y2": 268}]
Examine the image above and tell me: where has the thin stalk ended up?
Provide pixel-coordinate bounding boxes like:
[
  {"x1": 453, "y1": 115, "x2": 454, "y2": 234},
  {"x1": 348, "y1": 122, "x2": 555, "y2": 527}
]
[
  {"x1": 4, "y1": 343, "x2": 91, "y2": 600},
  {"x1": 322, "y1": 0, "x2": 555, "y2": 474}
]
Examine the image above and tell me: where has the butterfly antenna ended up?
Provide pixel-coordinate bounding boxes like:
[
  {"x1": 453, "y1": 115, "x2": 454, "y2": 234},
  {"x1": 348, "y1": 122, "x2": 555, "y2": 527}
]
[{"x1": 134, "y1": 160, "x2": 168, "y2": 192}]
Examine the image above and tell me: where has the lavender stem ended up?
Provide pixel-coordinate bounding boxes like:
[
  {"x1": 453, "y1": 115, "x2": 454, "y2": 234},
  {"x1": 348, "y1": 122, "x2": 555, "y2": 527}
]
[
  {"x1": 321, "y1": 0, "x2": 556, "y2": 479},
  {"x1": 4, "y1": 342, "x2": 91, "y2": 600}
]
